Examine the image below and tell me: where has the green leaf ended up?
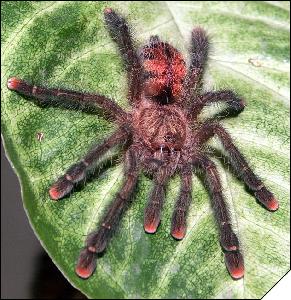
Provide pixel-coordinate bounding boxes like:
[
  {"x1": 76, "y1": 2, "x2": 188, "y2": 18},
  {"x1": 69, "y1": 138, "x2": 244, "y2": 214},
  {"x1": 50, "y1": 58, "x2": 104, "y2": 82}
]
[{"x1": 1, "y1": 1, "x2": 290, "y2": 298}]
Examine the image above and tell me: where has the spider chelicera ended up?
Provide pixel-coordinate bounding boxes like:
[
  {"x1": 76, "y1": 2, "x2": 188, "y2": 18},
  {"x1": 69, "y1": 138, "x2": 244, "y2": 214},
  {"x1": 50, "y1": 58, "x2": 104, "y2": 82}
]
[{"x1": 7, "y1": 8, "x2": 279, "y2": 280}]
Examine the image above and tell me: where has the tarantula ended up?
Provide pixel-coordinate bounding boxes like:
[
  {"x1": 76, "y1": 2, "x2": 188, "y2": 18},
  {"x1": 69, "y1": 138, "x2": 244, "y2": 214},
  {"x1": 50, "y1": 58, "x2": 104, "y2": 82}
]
[{"x1": 7, "y1": 8, "x2": 279, "y2": 280}]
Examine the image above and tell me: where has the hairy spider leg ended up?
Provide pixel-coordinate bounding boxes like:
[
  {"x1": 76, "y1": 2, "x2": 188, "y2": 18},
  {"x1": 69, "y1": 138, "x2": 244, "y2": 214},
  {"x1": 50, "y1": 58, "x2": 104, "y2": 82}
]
[
  {"x1": 76, "y1": 148, "x2": 139, "y2": 279},
  {"x1": 195, "y1": 122, "x2": 279, "y2": 211},
  {"x1": 144, "y1": 167, "x2": 168, "y2": 234},
  {"x1": 190, "y1": 90, "x2": 246, "y2": 120},
  {"x1": 7, "y1": 77, "x2": 127, "y2": 121},
  {"x1": 49, "y1": 129, "x2": 129, "y2": 200},
  {"x1": 171, "y1": 166, "x2": 193, "y2": 240},
  {"x1": 195, "y1": 156, "x2": 240, "y2": 251},
  {"x1": 104, "y1": 8, "x2": 143, "y2": 105},
  {"x1": 194, "y1": 155, "x2": 243, "y2": 279},
  {"x1": 182, "y1": 27, "x2": 209, "y2": 105}
]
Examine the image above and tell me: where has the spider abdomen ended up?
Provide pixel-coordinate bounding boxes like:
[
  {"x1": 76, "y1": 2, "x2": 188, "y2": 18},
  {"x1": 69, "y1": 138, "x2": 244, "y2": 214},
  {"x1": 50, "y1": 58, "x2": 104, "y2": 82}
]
[{"x1": 141, "y1": 39, "x2": 186, "y2": 100}]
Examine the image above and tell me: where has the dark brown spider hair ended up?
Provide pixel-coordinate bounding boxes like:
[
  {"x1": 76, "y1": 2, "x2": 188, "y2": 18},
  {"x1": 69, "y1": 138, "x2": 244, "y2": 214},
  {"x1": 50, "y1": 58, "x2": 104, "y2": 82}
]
[{"x1": 7, "y1": 7, "x2": 279, "y2": 281}]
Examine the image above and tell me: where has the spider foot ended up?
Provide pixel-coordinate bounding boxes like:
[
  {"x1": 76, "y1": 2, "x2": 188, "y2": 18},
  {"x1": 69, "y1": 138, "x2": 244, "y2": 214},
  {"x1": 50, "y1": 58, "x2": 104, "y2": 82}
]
[
  {"x1": 49, "y1": 176, "x2": 74, "y2": 200},
  {"x1": 104, "y1": 7, "x2": 113, "y2": 14},
  {"x1": 224, "y1": 251, "x2": 244, "y2": 279},
  {"x1": 171, "y1": 210, "x2": 186, "y2": 240},
  {"x1": 171, "y1": 227, "x2": 186, "y2": 240},
  {"x1": 75, "y1": 248, "x2": 97, "y2": 279},
  {"x1": 144, "y1": 205, "x2": 161, "y2": 234},
  {"x1": 255, "y1": 187, "x2": 279, "y2": 211},
  {"x1": 7, "y1": 77, "x2": 27, "y2": 92},
  {"x1": 220, "y1": 224, "x2": 239, "y2": 251}
]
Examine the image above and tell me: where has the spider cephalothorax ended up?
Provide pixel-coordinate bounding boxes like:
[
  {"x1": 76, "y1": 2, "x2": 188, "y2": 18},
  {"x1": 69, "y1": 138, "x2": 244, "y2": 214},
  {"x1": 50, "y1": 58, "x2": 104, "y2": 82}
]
[{"x1": 7, "y1": 8, "x2": 279, "y2": 281}]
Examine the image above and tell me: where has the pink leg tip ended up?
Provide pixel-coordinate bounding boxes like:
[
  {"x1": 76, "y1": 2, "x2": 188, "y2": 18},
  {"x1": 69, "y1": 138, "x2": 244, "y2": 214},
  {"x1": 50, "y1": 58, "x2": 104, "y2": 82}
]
[
  {"x1": 229, "y1": 265, "x2": 244, "y2": 279},
  {"x1": 49, "y1": 187, "x2": 60, "y2": 201},
  {"x1": 144, "y1": 223, "x2": 158, "y2": 234},
  {"x1": 225, "y1": 252, "x2": 244, "y2": 280},
  {"x1": 7, "y1": 77, "x2": 21, "y2": 90},
  {"x1": 75, "y1": 249, "x2": 96, "y2": 279},
  {"x1": 104, "y1": 7, "x2": 113, "y2": 14},
  {"x1": 171, "y1": 228, "x2": 186, "y2": 240},
  {"x1": 267, "y1": 198, "x2": 279, "y2": 211},
  {"x1": 75, "y1": 266, "x2": 94, "y2": 279}
]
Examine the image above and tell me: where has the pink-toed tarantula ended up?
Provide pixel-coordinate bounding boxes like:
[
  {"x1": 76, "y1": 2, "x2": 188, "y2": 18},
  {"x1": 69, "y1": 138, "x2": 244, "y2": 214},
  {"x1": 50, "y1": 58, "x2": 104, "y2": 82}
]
[{"x1": 7, "y1": 8, "x2": 279, "y2": 280}]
